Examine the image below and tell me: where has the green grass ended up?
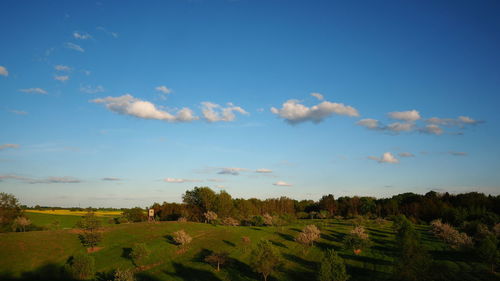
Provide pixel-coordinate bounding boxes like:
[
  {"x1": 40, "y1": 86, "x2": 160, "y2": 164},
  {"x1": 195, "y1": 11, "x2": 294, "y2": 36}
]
[
  {"x1": 0, "y1": 217, "x2": 497, "y2": 281},
  {"x1": 25, "y1": 212, "x2": 116, "y2": 230}
]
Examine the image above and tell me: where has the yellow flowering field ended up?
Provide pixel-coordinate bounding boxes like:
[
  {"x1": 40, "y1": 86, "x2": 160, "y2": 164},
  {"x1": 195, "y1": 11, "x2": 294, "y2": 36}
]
[{"x1": 25, "y1": 209, "x2": 122, "y2": 217}]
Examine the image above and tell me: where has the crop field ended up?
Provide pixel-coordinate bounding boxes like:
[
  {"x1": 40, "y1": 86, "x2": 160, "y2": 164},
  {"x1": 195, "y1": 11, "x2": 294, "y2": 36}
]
[{"x1": 0, "y1": 214, "x2": 495, "y2": 281}]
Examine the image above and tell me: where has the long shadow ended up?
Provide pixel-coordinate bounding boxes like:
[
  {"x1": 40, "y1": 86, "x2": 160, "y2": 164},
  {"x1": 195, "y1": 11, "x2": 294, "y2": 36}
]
[
  {"x1": 164, "y1": 234, "x2": 176, "y2": 245},
  {"x1": 164, "y1": 262, "x2": 221, "y2": 281},
  {"x1": 371, "y1": 245, "x2": 398, "y2": 257},
  {"x1": 122, "y1": 247, "x2": 133, "y2": 259},
  {"x1": 276, "y1": 232, "x2": 294, "y2": 242},
  {"x1": 136, "y1": 272, "x2": 163, "y2": 281},
  {"x1": 340, "y1": 253, "x2": 393, "y2": 266},
  {"x1": 346, "y1": 264, "x2": 392, "y2": 281},
  {"x1": 367, "y1": 227, "x2": 393, "y2": 236},
  {"x1": 225, "y1": 258, "x2": 260, "y2": 280},
  {"x1": 0, "y1": 263, "x2": 75, "y2": 281},
  {"x1": 269, "y1": 240, "x2": 287, "y2": 248},
  {"x1": 320, "y1": 233, "x2": 338, "y2": 242},
  {"x1": 315, "y1": 241, "x2": 340, "y2": 251},
  {"x1": 250, "y1": 227, "x2": 262, "y2": 231},
  {"x1": 429, "y1": 249, "x2": 475, "y2": 263},
  {"x1": 290, "y1": 228, "x2": 302, "y2": 233},
  {"x1": 223, "y1": 240, "x2": 235, "y2": 247},
  {"x1": 192, "y1": 248, "x2": 212, "y2": 263},
  {"x1": 282, "y1": 253, "x2": 318, "y2": 269}
]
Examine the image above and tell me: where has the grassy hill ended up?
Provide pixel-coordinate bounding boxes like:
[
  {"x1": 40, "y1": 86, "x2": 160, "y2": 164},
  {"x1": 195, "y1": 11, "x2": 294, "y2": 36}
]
[{"x1": 0, "y1": 217, "x2": 496, "y2": 281}]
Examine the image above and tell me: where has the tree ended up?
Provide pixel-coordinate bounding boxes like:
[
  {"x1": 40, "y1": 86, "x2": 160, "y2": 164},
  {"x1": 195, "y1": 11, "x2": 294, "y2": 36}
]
[
  {"x1": 263, "y1": 213, "x2": 274, "y2": 226},
  {"x1": 122, "y1": 207, "x2": 147, "y2": 222},
  {"x1": 221, "y1": 217, "x2": 239, "y2": 226},
  {"x1": 250, "y1": 240, "x2": 282, "y2": 281},
  {"x1": 342, "y1": 226, "x2": 370, "y2": 254},
  {"x1": 205, "y1": 251, "x2": 229, "y2": 272},
  {"x1": 319, "y1": 194, "x2": 337, "y2": 217},
  {"x1": 68, "y1": 253, "x2": 95, "y2": 280},
  {"x1": 476, "y1": 234, "x2": 499, "y2": 273},
  {"x1": 130, "y1": 243, "x2": 151, "y2": 267},
  {"x1": 0, "y1": 192, "x2": 22, "y2": 232},
  {"x1": 78, "y1": 211, "x2": 102, "y2": 250},
  {"x1": 215, "y1": 190, "x2": 233, "y2": 218},
  {"x1": 318, "y1": 249, "x2": 349, "y2": 281},
  {"x1": 12, "y1": 216, "x2": 31, "y2": 232},
  {"x1": 172, "y1": 229, "x2": 192, "y2": 249},
  {"x1": 183, "y1": 187, "x2": 217, "y2": 220},
  {"x1": 203, "y1": 211, "x2": 218, "y2": 224},
  {"x1": 296, "y1": 224, "x2": 321, "y2": 253}
]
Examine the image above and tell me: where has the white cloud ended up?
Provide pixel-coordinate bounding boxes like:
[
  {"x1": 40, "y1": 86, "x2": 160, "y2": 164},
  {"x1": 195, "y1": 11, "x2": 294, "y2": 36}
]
[
  {"x1": 458, "y1": 116, "x2": 480, "y2": 124},
  {"x1": 357, "y1": 118, "x2": 380, "y2": 129},
  {"x1": 273, "y1": 181, "x2": 292, "y2": 186},
  {"x1": 155, "y1": 86, "x2": 172, "y2": 95},
  {"x1": 368, "y1": 152, "x2": 399, "y2": 164},
  {"x1": 256, "y1": 168, "x2": 273, "y2": 173},
  {"x1": 217, "y1": 167, "x2": 248, "y2": 175},
  {"x1": 19, "y1": 88, "x2": 47, "y2": 94},
  {"x1": 0, "y1": 174, "x2": 80, "y2": 184},
  {"x1": 91, "y1": 94, "x2": 199, "y2": 122},
  {"x1": 398, "y1": 152, "x2": 415, "y2": 157},
  {"x1": 449, "y1": 151, "x2": 467, "y2": 156},
  {"x1": 311, "y1": 92, "x2": 324, "y2": 101},
  {"x1": 73, "y1": 32, "x2": 91, "y2": 40},
  {"x1": 65, "y1": 42, "x2": 84, "y2": 52},
  {"x1": 54, "y1": 65, "x2": 71, "y2": 72},
  {"x1": 0, "y1": 66, "x2": 8, "y2": 76},
  {"x1": 271, "y1": 99, "x2": 359, "y2": 125},
  {"x1": 427, "y1": 116, "x2": 482, "y2": 126},
  {"x1": 80, "y1": 85, "x2": 105, "y2": 94},
  {"x1": 164, "y1": 178, "x2": 201, "y2": 183},
  {"x1": 201, "y1": 102, "x2": 248, "y2": 122},
  {"x1": 54, "y1": 75, "x2": 69, "y2": 82},
  {"x1": 0, "y1": 144, "x2": 19, "y2": 150},
  {"x1": 102, "y1": 177, "x2": 120, "y2": 181},
  {"x1": 388, "y1": 110, "x2": 421, "y2": 122},
  {"x1": 387, "y1": 122, "x2": 414, "y2": 132},
  {"x1": 420, "y1": 124, "x2": 443, "y2": 135}
]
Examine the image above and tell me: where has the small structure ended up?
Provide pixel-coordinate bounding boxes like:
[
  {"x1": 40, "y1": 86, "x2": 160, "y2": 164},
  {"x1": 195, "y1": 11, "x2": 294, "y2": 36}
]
[{"x1": 148, "y1": 209, "x2": 155, "y2": 222}]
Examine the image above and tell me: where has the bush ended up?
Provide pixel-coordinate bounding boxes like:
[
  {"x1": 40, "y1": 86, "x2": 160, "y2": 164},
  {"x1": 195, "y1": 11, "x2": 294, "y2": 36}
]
[
  {"x1": 343, "y1": 226, "x2": 370, "y2": 254},
  {"x1": 318, "y1": 249, "x2": 349, "y2": 281},
  {"x1": 113, "y1": 268, "x2": 135, "y2": 281},
  {"x1": 173, "y1": 229, "x2": 192, "y2": 248},
  {"x1": 68, "y1": 253, "x2": 95, "y2": 280},
  {"x1": 203, "y1": 211, "x2": 218, "y2": 224},
  {"x1": 221, "y1": 217, "x2": 239, "y2": 226},
  {"x1": 130, "y1": 243, "x2": 150, "y2": 267},
  {"x1": 12, "y1": 216, "x2": 31, "y2": 232},
  {"x1": 430, "y1": 219, "x2": 473, "y2": 250},
  {"x1": 263, "y1": 213, "x2": 274, "y2": 226},
  {"x1": 251, "y1": 215, "x2": 265, "y2": 226},
  {"x1": 177, "y1": 217, "x2": 188, "y2": 223},
  {"x1": 122, "y1": 208, "x2": 147, "y2": 222}
]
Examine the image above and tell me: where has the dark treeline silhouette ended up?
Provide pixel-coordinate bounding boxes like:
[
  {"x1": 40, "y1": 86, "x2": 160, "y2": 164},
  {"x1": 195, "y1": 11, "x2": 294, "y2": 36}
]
[{"x1": 150, "y1": 187, "x2": 499, "y2": 228}]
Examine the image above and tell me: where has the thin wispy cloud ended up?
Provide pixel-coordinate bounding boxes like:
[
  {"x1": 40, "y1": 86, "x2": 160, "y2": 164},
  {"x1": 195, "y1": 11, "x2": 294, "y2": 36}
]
[
  {"x1": 310, "y1": 92, "x2": 324, "y2": 101},
  {"x1": 273, "y1": 181, "x2": 292, "y2": 186},
  {"x1": 73, "y1": 31, "x2": 91, "y2": 40},
  {"x1": 271, "y1": 97, "x2": 359, "y2": 125},
  {"x1": 398, "y1": 152, "x2": 415, "y2": 157},
  {"x1": 0, "y1": 174, "x2": 81, "y2": 184},
  {"x1": 9, "y1": 110, "x2": 28, "y2": 115},
  {"x1": 388, "y1": 110, "x2": 421, "y2": 122},
  {"x1": 449, "y1": 151, "x2": 468, "y2": 156},
  {"x1": 0, "y1": 66, "x2": 8, "y2": 76},
  {"x1": 102, "y1": 177, "x2": 121, "y2": 181},
  {"x1": 155, "y1": 85, "x2": 172, "y2": 95},
  {"x1": 80, "y1": 84, "x2": 105, "y2": 94},
  {"x1": 201, "y1": 102, "x2": 248, "y2": 122},
  {"x1": 91, "y1": 94, "x2": 198, "y2": 122},
  {"x1": 0, "y1": 144, "x2": 20, "y2": 150},
  {"x1": 54, "y1": 75, "x2": 69, "y2": 82},
  {"x1": 64, "y1": 42, "x2": 85, "y2": 52},
  {"x1": 97, "y1": 26, "x2": 118, "y2": 38},
  {"x1": 217, "y1": 167, "x2": 248, "y2": 176},
  {"x1": 54, "y1": 65, "x2": 71, "y2": 72},
  {"x1": 19, "y1": 88, "x2": 47, "y2": 94},
  {"x1": 164, "y1": 178, "x2": 201, "y2": 183},
  {"x1": 256, "y1": 168, "x2": 273, "y2": 173},
  {"x1": 368, "y1": 152, "x2": 399, "y2": 164}
]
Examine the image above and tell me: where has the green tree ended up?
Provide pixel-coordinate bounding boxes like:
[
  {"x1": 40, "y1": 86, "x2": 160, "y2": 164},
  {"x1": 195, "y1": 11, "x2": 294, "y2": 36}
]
[
  {"x1": 130, "y1": 243, "x2": 151, "y2": 267},
  {"x1": 215, "y1": 190, "x2": 233, "y2": 218},
  {"x1": 250, "y1": 240, "x2": 282, "y2": 281},
  {"x1": 476, "y1": 234, "x2": 499, "y2": 273},
  {"x1": 68, "y1": 253, "x2": 95, "y2": 280},
  {"x1": 78, "y1": 210, "x2": 102, "y2": 250},
  {"x1": 182, "y1": 187, "x2": 217, "y2": 220},
  {"x1": 319, "y1": 194, "x2": 337, "y2": 217},
  {"x1": 0, "y1": 192, "x2": 22, "y2": 232},
  {"x1": 318, "y1": 249, "x2": 349, "y2": 281},
  {"x1": 122, "y1": 207, "x2": 147, "y2": 222}
]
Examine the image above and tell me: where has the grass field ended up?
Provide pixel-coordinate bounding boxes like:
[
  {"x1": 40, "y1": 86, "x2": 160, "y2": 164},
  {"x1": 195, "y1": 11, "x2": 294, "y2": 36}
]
[
  {"x1": 0, "y1": 216, "x2": 496, "y2": 281},
  {"x1": 25, "y1": 212, "x2": 117, "y2": 230}
]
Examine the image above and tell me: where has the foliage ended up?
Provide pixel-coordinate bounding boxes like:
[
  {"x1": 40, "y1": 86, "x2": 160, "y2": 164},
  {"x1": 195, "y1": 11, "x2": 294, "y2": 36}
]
[
  {"x1": 0, "y1": 192, "x2": 22, "y2": 232},
  {"x1": 204, "y1": 251, "x2": 229, "y2": 271},
  {"x1": 12, "y1": 216, "x2": 31, "y2": 232},
  {"x1": 177, "y1": 217, "x2": 188, "y2": 223},
  {"x1": 476, "y1": 234, "x2": 499, "y2": 273},
  {"x1": 68, "y1": 253, "x2": 95, "y2": 280},
  {"x1": 112, "y1": 268, "x2": 135, "y2": 281},
  {"x1": 172, "y1": 229, "x2": 192, "y2": 247},
  {"x1": 130, "y1": 243, "x2": 151, "y2": 267},
  {"x1": 342, "y1": 226, "x2": 370, "y2": 254},
  {"x1": 250, "y1": 240, "x2": 282, "y2": 281},
  {"x1": 295, "y1": 224, "x2": 321, "y2": 253},
  {"x1": 122, "y1": 207, "x2": 147, "y2": 222},
  {"x1": 221, "y1": 217, "x2": 239, "y2": 226},
  {"x1": 251, "y1": 215, "x2": 265, "y2": 226},
  {"x1": 318, "y1": 249, "x2": 349, "y2": 281},
  {"x1": 203, "y1": 211, "x2": 218, "y2": 224},
  {"x1": 78, "y1": 211, "x2": 102, "y2": 249},
  {"x1": 430, "y1": 219, "x2": 473, "y2": 249},
  {"x1": 263, "y1": 213, "x2": 274, "y2": 226}
]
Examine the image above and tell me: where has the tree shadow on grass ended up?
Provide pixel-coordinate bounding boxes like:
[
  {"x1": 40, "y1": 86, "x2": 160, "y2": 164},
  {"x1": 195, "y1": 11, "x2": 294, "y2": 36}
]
[
  {"x1": 223, "y1": 240, "x2": 236, "y2": 247},
  {"x1": 283, "y1": 253, "x2": 319, "y2": 269},
  {"x1": 250, "y1": 227, "x2": 262, "y2": 231},
  {"x1": 0, "y1": 263, "x2": 75, "y2": 281},
  {"x1": 321, "y1": 233, "x2": 339, "y2": 242},
  {"x1": 225, "y1": 258, "x2": 260, "y2": 281},
  {"x1": 290, "y1": 228, "x2": 302, "y2": 233},
  {"x1": 122, "y1": 247, "x2": 133, "y2": 259},
  {"x1": 192, "y1": 248, "x2": 212, "y2": 262},
  {"x1": 136, "y1": 272, "x2": 163, "y2": 281},
  {"x1": 340, "y1": 253, "x2": 393, "y2": 267},
  {"x1": 276, "y1": 232, "x2": 294, "y2": 242},
  {"x1": 346, "y1": 264, "x2": 392, "y2": 281},
  {"x1": 366, "y1": 228, "x2": 393, "y2": 236},
  {"x1": 315, "y1": 241, "x2": 341, "y2": 251},
  {"x1": 429, "y1": 249, "x2": 475, "y2": 263},
  {"x1": 269, "y1": 240, "x2": 287, "y2": 248},
  {"x1": 164, "y1": 234, "x2": 176, "y2": 245},
  {"x1": 164, "y1": 262, "x2": 221, "y2": 281}
]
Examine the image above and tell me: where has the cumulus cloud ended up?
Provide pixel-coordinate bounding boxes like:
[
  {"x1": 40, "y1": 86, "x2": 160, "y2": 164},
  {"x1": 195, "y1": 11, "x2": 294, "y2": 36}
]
[
  {"x1": 427, "y1": 116, "x2": 482, "y2": 127},
  {"x1": 65, "y1": 42, "x2": 84, "y2": 52},
  {"x1": 387, "y1": 122, "x2": 414, "y2": 132},
  {"x1": 398, "y1": 152, "x2": 415, "y2": 157},
  {"x1": 54, "y1": 75, "x2": 69, "y2": 82},
  {"x1": 0, "y1": 144, "x2": 19, "y2": 150},
  {"x1": 91, "y1": 94, "x2": 198, "y2": 122},
  {"x1": 55, "y1": 65, "x2": 71, "y2": 72},
  {"x1": 311, "y1": 92, "x2": 324, "y2": 101},
  {"x1": 73, "y1": 32, "x2": 91, "y2": 40},
  {"x1": 449, "y1": 151, "x2": 467, "y2": 156},
  {"x1": 0, "y1": 66, "x2": 8, "y2": 76},
  {"x1": 102, "y1": 177, "x2": 120, "y2": 181},
  {"x1": 271, "y1": 99, "x2": 359, "y2": 125},
  {"x1": 273, "y1": 181, "x2": 292, "y2": 186},
  {"x1": 420, "y1": 124, "x2": 443, "y2": 135},
  {"x1": 217, "y1": 167, "x2": 248, "y2": 175},
  {"x1": 368, "y1": 152, "x2": 399, "y2": 164},
  {"x1": 357, "y1": 119, "x2": 414, "y2": 133},
  {"x1": 357, "y1": 119, "x2": 380, "y2": 129},
  {"x1": 256, "y1": 168, "x2": 273, "y2": 173},
  {"x1": 155, "y1": 86, "x2": 172, "y2": 95},
  {"x1": 164, "y1": 178, "x2": 201, "y2": 183},
  {"x1": 19, "y1": 88, "x2": 47, "y2": 94},
  {"x1": 80, "y1": 85, "x2": 105, "y2": 94},
  {"x1": 201, "y1": 102, "x2": 248, "y2": 122},
  {"x1": 388, "y1": 110, "x2": 421, "y2": 122}
]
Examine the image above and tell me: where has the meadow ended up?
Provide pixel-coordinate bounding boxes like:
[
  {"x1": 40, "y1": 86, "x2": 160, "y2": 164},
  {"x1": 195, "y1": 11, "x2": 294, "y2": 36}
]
[
  {"x1": 24, "y1": 211, "x2": 120, "y2": 230},
  {"x1": 0, "y1": 212, "x2": 495, "y2": 281}
]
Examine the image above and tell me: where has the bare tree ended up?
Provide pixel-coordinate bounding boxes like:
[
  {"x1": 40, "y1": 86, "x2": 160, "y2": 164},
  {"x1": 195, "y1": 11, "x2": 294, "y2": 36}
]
[
  {"x1": 205, "y1": 251, "x2": 229, "y2": 271},
  {"x1": 173, "y1": 229, "x2": 192, "y2": 250},
  {"x1": 13, "y1": 216, "x2": 31, "y2": 232}
]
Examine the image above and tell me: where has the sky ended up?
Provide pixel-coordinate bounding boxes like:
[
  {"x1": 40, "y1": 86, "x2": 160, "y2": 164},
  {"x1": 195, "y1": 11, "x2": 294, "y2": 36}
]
[{"x1": 1, "y1": 0, "x2": 499, "y2": 208}]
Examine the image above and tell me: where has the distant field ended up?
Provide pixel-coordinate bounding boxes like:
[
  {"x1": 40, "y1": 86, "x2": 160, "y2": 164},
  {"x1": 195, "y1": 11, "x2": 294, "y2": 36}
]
[
  {"x1": 25, "y1": 210, "x2": 120, "y2": 230},
  {"x1": 0, "y1": 218, "x2": 496, "y2": 281}
]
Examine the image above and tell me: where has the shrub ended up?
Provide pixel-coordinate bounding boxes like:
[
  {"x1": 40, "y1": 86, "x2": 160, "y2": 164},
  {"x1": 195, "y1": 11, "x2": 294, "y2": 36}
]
[
  {"x1": 318, "y1": 249, "x2": 349, "y2": 281},
  {"x1": 12, "y1": 216, "x2": 31, "y2": 232},
  {"x1": 342, "y1": 226, "x2": 370, "y2": 254},
  {"x1": 205, "y1": 251, "x2": 229, "y2": 272},
  {"x1": 78, "y1": 211, "x2": 103, "y2": 250},
  {"x1": 494, "y1": 223, "x2": 500, "y2": 237},
  {"x1": 68, "y1": 253, "x2": 95, "y2": 280},
  {"x1": 130, "y1": 243, "x2": 150, "y2": 267},
  {"x1": 221, "y1": 217, "x2": 239, "y2": 226},
  {"x1": 251, "y1": 215, "x2": 265, "y2": 226},
  {"x1": 476, "y1": 234, "x2": 499, "y2": 273},
  {"x1": 203, "y1": 211, "x2": 218, "y2": 224},
  {"x1": 430, "y1": 219, "x2": 473, "y2": 249},
  {"x1": 263, "y1": 213, "x2": 274, "y2": 226},
  {"x1": 250, "y1": 240, "x2": 282, "y2": 281},
  {"x1": 173, "y1": 229, "x2": 192, "y2": 248},
  {"x1": 113, "y1": 268, "x2": 135, "y2": 281},
  {"x1": 177, "y1": 217, "x2": 188, "y2": 223}
]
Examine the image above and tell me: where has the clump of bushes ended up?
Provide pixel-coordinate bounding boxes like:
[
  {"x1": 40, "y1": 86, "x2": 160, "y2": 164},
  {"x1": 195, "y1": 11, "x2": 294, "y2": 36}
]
[
  {"x1": 67, "y1": 253, "x2": 95, "y2": 280},
  {"x1": 112, "y1": 268, "x2": 135, "y2": 281},
  {"x1": 343, "y1": 226, "x2": 370, "y2": 255},
  {"x1": 430, "y1": 219, "x2": 473, "y2": 249},
  {"x1": 12, "y1": 216, "x2": 31, "y2": 232},
  {"x1": 221, "y1": 217, "x2": 239, "y2": 226},
  {"x1": 177, "y1": 217, "x2": 188, "y2": 223},
  {"x1": 130, "y1": 243, "x2": 150, "y2": 267}
]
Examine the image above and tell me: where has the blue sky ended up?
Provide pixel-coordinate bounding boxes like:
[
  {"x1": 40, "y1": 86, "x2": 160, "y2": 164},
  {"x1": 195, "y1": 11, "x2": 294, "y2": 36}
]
[{"x1": 1, "y1": 0, "x2": 499, "y2": 207}]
